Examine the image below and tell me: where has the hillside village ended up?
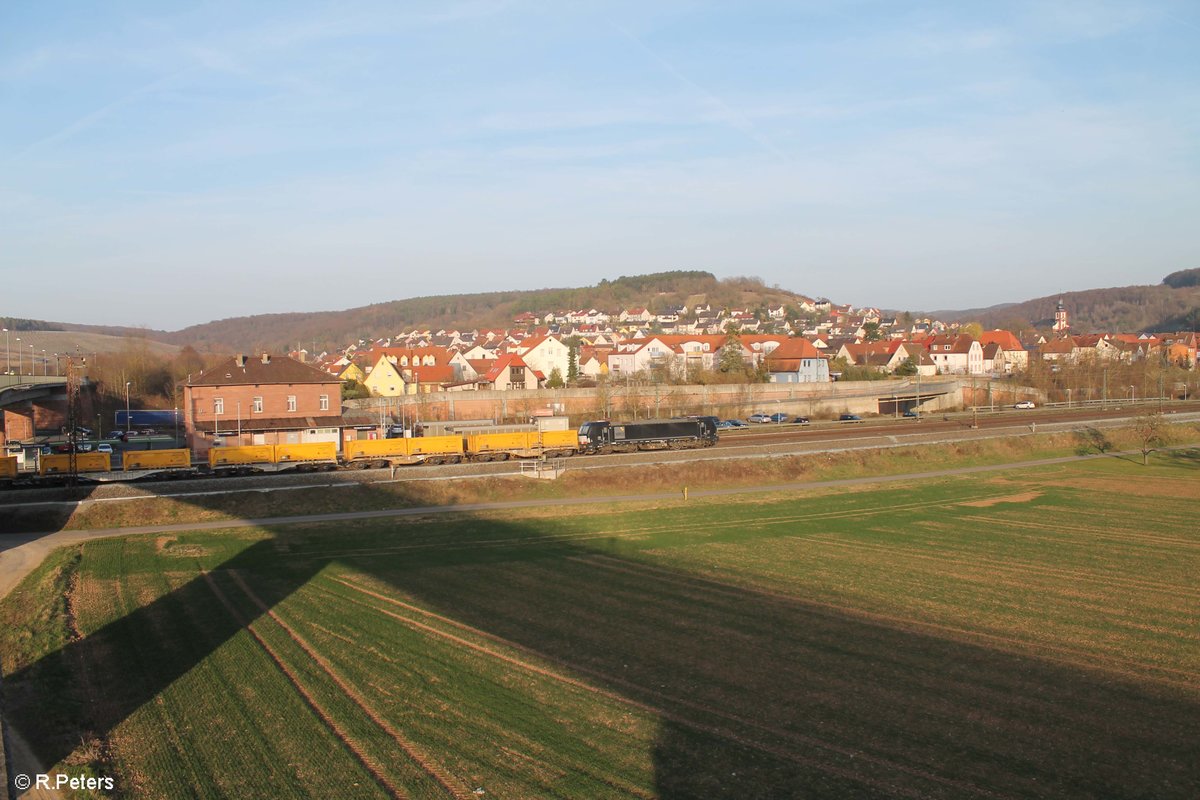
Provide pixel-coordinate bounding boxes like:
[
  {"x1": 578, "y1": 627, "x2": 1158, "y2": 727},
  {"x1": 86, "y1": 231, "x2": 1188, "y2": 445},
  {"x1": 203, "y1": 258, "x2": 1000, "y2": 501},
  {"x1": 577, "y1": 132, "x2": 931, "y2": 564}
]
[{"x1": 299, "y1": 298, "x2": 1199, "y2": 396}]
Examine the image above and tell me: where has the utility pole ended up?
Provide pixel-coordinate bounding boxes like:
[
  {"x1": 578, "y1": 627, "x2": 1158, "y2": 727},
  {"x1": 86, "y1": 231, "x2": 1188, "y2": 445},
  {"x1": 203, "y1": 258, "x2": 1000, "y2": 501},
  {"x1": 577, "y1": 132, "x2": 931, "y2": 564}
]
[
  {"x1": 915, "y1": 368, "x2": 921, "y2": 420},
  {"x1": 971, "y1": 375, "x2": 978, "y2": 428},
  {"x1": 66, "y1": 356, "x2": 84, "y2": 485}
]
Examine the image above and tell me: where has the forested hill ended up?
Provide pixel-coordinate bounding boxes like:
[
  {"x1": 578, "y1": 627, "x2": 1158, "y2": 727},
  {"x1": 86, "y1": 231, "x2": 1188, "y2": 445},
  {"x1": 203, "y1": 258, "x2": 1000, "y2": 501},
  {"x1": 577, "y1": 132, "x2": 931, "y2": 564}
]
[
  {"x1": 45, "y1": 272, "x2": 807, "y2": 353},
  {"x1": 935, "y1": 274, "x2": 1200, "y2": 334}
]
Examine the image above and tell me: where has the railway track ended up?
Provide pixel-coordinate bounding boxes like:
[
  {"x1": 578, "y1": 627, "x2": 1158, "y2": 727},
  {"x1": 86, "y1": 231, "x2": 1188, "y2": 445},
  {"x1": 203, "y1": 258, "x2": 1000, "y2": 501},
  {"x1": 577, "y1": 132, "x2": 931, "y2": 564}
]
[
  {"x1": 715, "y1": 401, "x2": 1197, "y2": 446},
  {"x1": 3, "y1": 404, "x2": 1196, "y2": 509}
]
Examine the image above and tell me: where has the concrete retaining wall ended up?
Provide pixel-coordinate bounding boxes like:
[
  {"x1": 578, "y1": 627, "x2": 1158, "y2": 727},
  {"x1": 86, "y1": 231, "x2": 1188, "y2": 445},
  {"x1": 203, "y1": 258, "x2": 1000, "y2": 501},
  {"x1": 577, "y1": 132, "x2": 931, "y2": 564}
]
[{"x1": 347, "y1": 378, "x2": 971, "y2": 425}]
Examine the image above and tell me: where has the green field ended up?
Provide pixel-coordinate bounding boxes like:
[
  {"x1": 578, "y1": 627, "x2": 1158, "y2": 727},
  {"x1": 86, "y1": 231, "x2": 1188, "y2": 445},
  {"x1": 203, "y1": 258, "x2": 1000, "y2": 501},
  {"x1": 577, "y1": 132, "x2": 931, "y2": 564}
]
[{"x1": 3, "y1": 451, "x2": 1199, "y2": 798}]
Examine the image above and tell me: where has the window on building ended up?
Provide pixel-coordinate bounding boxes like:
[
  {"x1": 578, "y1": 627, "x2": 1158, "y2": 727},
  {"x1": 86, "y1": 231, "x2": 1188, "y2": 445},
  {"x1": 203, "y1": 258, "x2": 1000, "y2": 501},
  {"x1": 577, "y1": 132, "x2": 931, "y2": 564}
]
[
  {"x1": 287, "y1": 395, "x2": 297, "y2": 412},
  {"x1": 319, "y1": 394, "x2": 329, "y2": 411},
  {"x1": 214, "y1": 397, "x2": 224, "y2": 415},
  {"x1": 253, "y1": 396, "x2": 263, "y2": 413}
]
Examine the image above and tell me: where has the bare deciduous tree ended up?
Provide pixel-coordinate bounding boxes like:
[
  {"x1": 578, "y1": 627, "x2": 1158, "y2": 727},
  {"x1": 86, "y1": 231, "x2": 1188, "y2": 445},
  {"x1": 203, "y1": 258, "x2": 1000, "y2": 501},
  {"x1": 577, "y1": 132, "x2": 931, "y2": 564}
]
[{"x1": 1132, "y1": 412, "x2": 1165, "y2": 466}]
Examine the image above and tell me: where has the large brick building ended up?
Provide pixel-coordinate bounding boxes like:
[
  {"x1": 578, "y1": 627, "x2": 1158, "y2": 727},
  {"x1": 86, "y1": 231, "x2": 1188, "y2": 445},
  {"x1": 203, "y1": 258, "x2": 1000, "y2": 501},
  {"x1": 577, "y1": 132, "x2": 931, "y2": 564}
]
[{"x1": 184, "y1": 354, "x2": 344, "y2": 457}]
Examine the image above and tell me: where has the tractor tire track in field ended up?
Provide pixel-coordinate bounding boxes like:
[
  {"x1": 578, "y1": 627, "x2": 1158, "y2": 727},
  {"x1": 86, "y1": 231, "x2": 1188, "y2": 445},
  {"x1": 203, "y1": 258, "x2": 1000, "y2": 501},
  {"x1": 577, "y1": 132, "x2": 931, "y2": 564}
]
[
  {"x1": 801, "y1": 534, "x2": 1200, "y2": 600},
  {"x1": 326, "y1": 576, "x2": 1011, "y2": 800},
  {"x1": 956, "y1": 514, "x2": 1200, "y2": 551},
  {"x1": 225, "y1": 570, "x2": 473, "y2": 800},
  {"x1": 283, "y1": 494, "x2": 974, "y2": 567},
  {"x1": 199, "y1": 570, "x2": 407, "y2": 800},
  {"x1": 572, "y1": 553, "x2": 1200, "y2": 689},
  {"x1": 293, "y1": 582, "x2": 659, "y2": 800},
  {"x1": 111, "y1": 572, "x2": 211, "y2": 797}
]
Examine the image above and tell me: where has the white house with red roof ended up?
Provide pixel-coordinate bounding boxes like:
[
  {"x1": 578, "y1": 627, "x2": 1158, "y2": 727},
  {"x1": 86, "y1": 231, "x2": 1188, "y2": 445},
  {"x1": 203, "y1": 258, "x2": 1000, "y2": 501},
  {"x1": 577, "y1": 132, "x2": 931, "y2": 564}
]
[
  {"x1": 924, "y1": 334, "x2": 984, "y2": 375},
  {"x1": 763, "y1": 338, "x2": 830, "y2": 383},
  {"x1": 977, "y1": 330, "x2": 1028, "y2": 373},
  {"x1": 477, "y1": 354, "x2": 544, "y2": 390},
  {"x1": 513, "y1": 335, "x2": 569, "y2": 382}
]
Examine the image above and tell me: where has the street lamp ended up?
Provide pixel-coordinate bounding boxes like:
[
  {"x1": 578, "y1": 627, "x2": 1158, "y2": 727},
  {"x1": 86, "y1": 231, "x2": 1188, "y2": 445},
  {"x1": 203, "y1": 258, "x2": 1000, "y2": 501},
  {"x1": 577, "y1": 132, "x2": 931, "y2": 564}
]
[
  {"x1": 1130, "y1": 385, "x2": 1135, "y2": 403},
  {"x1": 2, "y1": 328, "x2": 8, "y2": 376},
  {"x1": 125, "y1": 381, "x2": 132, "y2": 437},
  {"x1": 15, "y1": 337, "x2": 20, "y2": 375},
  {"x1": 41, "y1": 349, "x2": 46, "y2": 376}
]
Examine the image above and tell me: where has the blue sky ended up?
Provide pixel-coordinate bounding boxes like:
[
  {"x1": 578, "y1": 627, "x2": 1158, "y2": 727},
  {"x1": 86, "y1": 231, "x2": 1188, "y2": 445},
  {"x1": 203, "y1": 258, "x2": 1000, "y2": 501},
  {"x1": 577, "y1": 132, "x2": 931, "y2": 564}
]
[{"x1": 2, "y1": 1, "x2": 1198, "y2": 329}]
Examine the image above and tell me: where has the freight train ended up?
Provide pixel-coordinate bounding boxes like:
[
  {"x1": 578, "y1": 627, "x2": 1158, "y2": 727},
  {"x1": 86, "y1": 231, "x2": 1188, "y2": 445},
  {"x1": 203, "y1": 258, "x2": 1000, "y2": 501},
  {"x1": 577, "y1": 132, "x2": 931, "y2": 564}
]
[{"x1": 0, "y1": 418, "x2": 717, "y2": 487}]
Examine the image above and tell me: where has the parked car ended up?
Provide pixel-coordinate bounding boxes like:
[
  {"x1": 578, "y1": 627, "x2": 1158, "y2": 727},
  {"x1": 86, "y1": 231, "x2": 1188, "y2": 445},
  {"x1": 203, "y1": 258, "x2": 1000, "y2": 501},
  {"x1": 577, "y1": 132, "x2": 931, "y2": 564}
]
[
  {"x1": 768, "y1": 412, "x2": 789, "y2": 424},
  {"x1": 793, "y1": 416, "x2": 811, "y2": 425},
  {"x1": 1014, "y1": 400, "x2": 1036, "y2": 409},
  {"x1": 140, "y1": 428, "x2": 157, "y2": 435},
  {"x1": 717, "y1": 419, "x2": 747, "y2": 429},
  {"x1": 748, "y1": 413, "x2": 772, "y2": 423},
  {"x1": 96, "y1": 443, "x2": 113, "y2": 454},
  {"x1": 76, "y1": 442, "x2": 93, "y2": 452},
  {"x1": 839, "y1": 414, "x2": 864, "y2": 422},
  {"x1": 902, "y1": 409, "x2": 919, "y2": 418}
]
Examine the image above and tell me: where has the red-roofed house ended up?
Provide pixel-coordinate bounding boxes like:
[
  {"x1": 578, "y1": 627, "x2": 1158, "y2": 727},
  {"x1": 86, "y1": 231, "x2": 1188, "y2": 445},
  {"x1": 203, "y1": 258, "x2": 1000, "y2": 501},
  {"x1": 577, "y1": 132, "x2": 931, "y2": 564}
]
[
  {"x1": 977, "y1": 330, "x2": 1028, "y2": 373},
  {"x1": 925, "y1": 335, "x2": 984, "y2": 375},
  {"x1": 513, "y1": 335, "x2": 569, "y2": 382},
  {"x1": 764, "y1": 338, "x2": 830, "y2": 383},
  {"x1": 477, "y1": 354, "x2": 544, "y2": 391}
]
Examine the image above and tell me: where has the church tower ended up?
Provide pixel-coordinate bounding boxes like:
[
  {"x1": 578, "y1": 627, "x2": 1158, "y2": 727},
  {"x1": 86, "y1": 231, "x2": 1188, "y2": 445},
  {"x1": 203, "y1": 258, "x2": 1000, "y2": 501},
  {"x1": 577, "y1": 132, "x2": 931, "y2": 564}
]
[{"x1": 1053, "y1": 299, "x2": 1069, "y2": 332}]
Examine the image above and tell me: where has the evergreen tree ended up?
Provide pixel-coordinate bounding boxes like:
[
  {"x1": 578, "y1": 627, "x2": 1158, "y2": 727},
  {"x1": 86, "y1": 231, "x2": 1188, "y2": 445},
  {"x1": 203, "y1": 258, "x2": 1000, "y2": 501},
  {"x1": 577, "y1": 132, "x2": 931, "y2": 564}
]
[
  {"x1": 546, "y1": 367, "x2": 565, "y2": 388},
  {"x1": 717, "y1": 328, "x2": 746, "y2": 373},
  {"x1": 567, "y1": 345, "x2": 579, "y2": 383}
]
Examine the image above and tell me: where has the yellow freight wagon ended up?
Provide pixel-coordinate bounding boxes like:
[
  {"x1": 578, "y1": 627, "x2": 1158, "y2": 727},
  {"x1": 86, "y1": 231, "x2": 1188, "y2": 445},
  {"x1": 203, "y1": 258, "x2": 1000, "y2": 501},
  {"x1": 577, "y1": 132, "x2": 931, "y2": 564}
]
[
  {"x1": 124, "y1": 449, "x2": 191, "y2": 471},
  {"x1": 0, "y1": 456, "x2": 17, "y2": 480},
  {"x1": 273, "y1": 442, "x2": 338, "y2": 464},
  {"x1": 466, "y1": 429, "x2": 579, "y2": 460},
  {"x1": 537, "y1": 429, "x2": 578, "y2": 456},
  {"x1": 466, "y1": 431, "x2": 535, "y2": 459},
  {"x1": 209, "y1": 445, "x2": 275, "y2": 469},
  {"x1": 343, "y1": 439, "x2": 411, "y2": 464},
  {"x1": 405, "y1": 434, "x2": 464, "y2": 465},
  {"x1": 39, "y1": 452, "x2": 111, "y2": 476}
]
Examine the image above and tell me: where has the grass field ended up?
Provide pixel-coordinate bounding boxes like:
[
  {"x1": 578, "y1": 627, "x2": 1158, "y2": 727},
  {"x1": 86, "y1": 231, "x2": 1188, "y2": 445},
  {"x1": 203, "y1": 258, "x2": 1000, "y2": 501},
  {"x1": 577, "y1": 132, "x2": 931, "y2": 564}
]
[{"x1": 2, "y1": 450, "x2": 1199, "y2": 798}]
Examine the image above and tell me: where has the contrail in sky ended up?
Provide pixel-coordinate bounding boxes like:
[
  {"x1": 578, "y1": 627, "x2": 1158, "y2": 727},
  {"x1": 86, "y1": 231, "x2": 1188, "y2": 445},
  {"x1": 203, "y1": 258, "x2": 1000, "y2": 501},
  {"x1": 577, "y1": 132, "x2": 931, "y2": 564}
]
[
  {"x1": 608, "y1": 20, "x2": 788, "y2": 161},
  {"x1": 11, "y1": 68, "x2": 192, "y2": 163}
]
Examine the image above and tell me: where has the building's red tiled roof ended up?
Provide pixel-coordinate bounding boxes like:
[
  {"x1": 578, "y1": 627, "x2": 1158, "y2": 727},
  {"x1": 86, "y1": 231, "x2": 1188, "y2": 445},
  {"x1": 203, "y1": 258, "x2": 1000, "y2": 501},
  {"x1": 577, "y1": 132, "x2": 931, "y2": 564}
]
[
  {"x1": 189, "y1": 355, "x2": 342, "y2": 387},
  {"x1": 483, "y1": 353, "x2": 544, "y2": 383},
  {"x1": 765, "y1": 338, "x2": 821, "y2": 360},
  {"x1": 978, "y1": 330, "x2": 1025, "y2": 351},
  {"x1": 407, "y1": 365, "x2": 455, "y2": 384}
]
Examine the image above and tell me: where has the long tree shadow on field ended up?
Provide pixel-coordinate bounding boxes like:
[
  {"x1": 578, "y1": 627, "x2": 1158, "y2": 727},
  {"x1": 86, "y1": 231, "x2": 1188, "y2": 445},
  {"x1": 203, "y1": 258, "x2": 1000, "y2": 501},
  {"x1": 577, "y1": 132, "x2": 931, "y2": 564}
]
[{"x1": 3, "y1": 475, "x2": 1200, "y2": 799}]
